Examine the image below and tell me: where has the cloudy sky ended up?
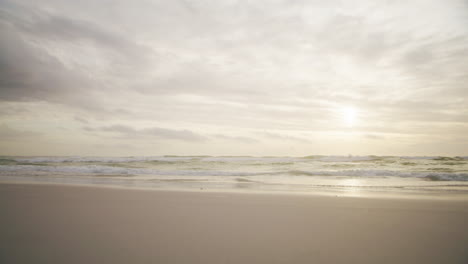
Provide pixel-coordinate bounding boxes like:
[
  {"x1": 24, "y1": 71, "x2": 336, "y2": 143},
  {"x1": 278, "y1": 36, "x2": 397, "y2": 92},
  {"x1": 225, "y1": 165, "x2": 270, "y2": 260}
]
[{"x1": 1, "y1": 0, "x2": 468, "y2": 156}]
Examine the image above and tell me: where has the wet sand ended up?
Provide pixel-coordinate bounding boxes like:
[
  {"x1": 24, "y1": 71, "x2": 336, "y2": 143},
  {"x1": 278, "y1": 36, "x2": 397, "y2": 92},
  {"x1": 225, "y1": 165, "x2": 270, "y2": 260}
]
[{"x1": 1, "y1": 183, "x2": 467, "y2": 264}]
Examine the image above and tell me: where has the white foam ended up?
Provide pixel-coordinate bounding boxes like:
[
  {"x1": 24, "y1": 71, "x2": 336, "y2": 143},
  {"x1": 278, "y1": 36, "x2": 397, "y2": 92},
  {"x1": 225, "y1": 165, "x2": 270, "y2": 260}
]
[
  {"x1": 0, "y1": 164, "x2": 264, "y2": 177},
  {"x1": 12, "y1": 156, "x2": 307, "y2": 164},
  {"x1": 288, "y1": 169, "x2": 468, "y2": 181},
  {"x1": 201, "y1": 157, "x2": 302, "y2": 163},
  {"x1": 13, "y1": 156, "x2": 197, "y2": 163},
  {"x1": 11, "y1": 155, "x2": 467, "y2": 164},
  {"x1": 316, "y1": 156, "x2": 376, "y2": 162},
  {"x1": 1, "y1": 164, "x2": 467, "y2": 181}
]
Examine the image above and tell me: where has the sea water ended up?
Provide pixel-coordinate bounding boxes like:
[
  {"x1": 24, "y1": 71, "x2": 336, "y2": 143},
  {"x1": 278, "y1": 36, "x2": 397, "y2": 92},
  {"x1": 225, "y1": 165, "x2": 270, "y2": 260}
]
[{"x1": 1, "y1": 155, "x2": 468, "y2": 197}]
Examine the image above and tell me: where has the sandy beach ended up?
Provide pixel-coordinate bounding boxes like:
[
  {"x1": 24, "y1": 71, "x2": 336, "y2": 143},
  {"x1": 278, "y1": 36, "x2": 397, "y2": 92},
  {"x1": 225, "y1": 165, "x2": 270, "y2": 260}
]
[{"x1": 1, "y1": 183, "x2": 467, "y2": 264}]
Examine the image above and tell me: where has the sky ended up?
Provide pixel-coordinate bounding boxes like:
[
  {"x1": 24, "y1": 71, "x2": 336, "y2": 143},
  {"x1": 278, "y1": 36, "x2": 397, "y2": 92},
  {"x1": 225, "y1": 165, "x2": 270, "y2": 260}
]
[{"x1": 0, "y1": 0, "x2": 468, "y2": 156}]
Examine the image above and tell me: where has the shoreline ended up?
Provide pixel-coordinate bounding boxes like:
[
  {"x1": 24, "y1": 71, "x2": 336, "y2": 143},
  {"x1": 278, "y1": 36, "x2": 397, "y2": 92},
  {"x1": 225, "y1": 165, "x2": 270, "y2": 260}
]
[
  {"x1": 1, "y1": 183, "x2": 468, "y2": 264},
  {"x1": 1, "y1": 180, "x2": 468, "y2": 201}
]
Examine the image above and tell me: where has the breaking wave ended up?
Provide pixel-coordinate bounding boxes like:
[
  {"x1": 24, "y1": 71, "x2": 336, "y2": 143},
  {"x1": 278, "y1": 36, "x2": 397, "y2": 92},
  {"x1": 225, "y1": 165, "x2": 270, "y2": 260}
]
[
  {"x1": 0, "y1": 165, "x2": 266, "y2": 177},
  {"x1": 1, "y1": 164, "x2": 467, "y2": 181},
  {"x1": 287, "y1": 169, "x2": 468, "y2": 181},
  {"x1": 6, "y1": 155, "x2": 468, "y2": 164}
]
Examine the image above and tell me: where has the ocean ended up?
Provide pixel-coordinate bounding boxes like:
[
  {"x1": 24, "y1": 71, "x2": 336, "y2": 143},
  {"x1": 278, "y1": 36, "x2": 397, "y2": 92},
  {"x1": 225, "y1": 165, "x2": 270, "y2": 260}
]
[{"x1": 1, "y1": 155, "x2": 468, "y2": 197}]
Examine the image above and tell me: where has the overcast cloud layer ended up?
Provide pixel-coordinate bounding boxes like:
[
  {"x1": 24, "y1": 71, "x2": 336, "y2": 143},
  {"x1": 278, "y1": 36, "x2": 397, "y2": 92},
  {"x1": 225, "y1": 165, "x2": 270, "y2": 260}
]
[{"x1": 1, "y1": 0, "x2": 468, "y2": 156}]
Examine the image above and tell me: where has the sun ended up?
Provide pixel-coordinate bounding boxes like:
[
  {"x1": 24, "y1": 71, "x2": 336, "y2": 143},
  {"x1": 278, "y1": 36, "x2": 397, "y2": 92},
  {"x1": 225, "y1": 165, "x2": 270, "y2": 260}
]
[{"x1": 341, "y1": 107, "x2": 358, "y2": 126}]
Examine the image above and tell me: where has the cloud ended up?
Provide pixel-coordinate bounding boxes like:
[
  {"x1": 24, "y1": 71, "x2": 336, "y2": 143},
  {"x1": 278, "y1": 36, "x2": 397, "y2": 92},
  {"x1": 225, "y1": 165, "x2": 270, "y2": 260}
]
[
  {"x1": 263, "y1": 132, "x2": 311, "y2": 143},
  {"x1": 143, "y1": 127, "x2": 206, "y2": 142},
  {"x1": 74, "y1": 116, "x2": 89, "y2": 124},
  {"x1": 100, "y1": 124, "x2": 136, "y2": 134},
  {"x1": 0, "y1": 24, "x2": 90, "y2": 103},
  {"x1": 0, "y1": 124, "x2": 40, "y2": 139},
  {"x1": 213, "y1": 134, "x2": 259, "y2": 144},
  {"x1": 0, "y1": 103, "x2": 29, "y2": 116},
  {"x1": 1, "y1": 0, "x2": 468, "y2": 155},
  {"x1": 0, "y1": 1, "x2": 152, "y2": 109},
  {"x1": 92, "y1": 124, "x2": 206, "y2": 142},
  {"x1": 364, "y1": 134, "x2": 385, "y2": 140}
]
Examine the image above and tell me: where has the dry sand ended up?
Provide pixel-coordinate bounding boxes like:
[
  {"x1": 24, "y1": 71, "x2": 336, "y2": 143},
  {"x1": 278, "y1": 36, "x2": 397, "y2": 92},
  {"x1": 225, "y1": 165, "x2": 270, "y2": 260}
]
[{"x1": 1, "y1": 183, "x2": 467, "y2": 264}]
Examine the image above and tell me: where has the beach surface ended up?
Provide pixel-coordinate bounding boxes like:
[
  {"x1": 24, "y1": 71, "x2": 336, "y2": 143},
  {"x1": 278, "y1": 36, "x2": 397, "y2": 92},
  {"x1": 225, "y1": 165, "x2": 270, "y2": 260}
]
[{"x1": 1, "y1": 183, "x2": 467, "y2": 264}]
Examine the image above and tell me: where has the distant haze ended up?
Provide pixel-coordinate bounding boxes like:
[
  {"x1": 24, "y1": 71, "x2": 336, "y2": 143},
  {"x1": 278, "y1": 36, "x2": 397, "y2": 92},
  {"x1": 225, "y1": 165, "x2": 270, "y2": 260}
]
[{"x1": 1, "y1": 0, "x2": 467, "y2": 156}]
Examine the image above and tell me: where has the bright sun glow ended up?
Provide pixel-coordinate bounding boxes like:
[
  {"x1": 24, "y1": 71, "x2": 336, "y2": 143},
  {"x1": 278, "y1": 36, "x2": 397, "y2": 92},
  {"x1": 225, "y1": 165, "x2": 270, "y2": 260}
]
[{"x1": 342, "y1": 107, "x2": 358, "y2": 126}]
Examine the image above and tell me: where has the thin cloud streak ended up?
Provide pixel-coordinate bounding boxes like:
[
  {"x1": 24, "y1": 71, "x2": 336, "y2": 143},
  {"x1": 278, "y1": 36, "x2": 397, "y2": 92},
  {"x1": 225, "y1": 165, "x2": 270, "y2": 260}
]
[{"x1": 87, "y1": 124, "x2": 207, "y2": 142}]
